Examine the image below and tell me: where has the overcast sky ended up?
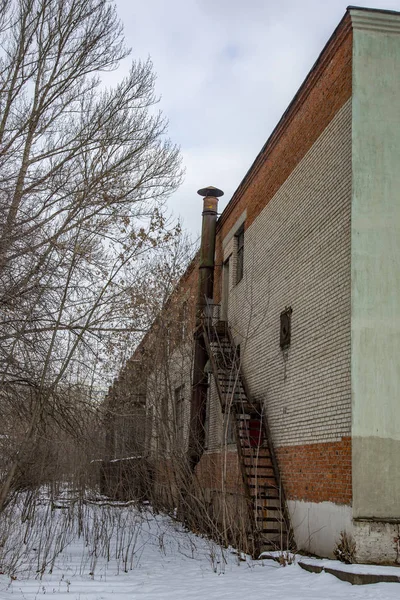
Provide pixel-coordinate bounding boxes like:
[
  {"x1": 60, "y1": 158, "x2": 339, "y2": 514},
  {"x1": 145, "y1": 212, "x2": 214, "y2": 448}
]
[{"x1": 114, "y1": 0, "x2": 400, "y2": 238}]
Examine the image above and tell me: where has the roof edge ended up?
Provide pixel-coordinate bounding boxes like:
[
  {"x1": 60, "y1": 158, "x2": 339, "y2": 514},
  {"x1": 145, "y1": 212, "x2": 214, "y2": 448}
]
[
  {"x1": 347, "y1": 5, "x2": 400, "y2": 17},
  {"x1": 349, "y1": 5, "x2": 400, "y2": 32}
]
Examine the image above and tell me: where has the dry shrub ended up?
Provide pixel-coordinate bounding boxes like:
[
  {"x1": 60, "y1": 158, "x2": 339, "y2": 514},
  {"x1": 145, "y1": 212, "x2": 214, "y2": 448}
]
[{"x1": 334, "y1": 530, "x2": 356, "y2": 564}]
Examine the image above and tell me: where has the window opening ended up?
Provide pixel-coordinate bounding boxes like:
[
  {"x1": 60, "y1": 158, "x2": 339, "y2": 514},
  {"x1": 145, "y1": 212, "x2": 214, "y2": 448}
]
[
  {"x1": 236, "y1": 225, "x2": 244, "y2": 283},
  {"x1": 221, "y1": 257, "x2": 230, "y2": 320}
]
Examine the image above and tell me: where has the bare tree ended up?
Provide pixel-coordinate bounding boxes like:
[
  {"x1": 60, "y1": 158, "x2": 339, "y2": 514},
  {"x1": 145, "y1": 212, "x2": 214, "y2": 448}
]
[{"x1": 0, "y1": 0, "x2": 183, "y2": 509}]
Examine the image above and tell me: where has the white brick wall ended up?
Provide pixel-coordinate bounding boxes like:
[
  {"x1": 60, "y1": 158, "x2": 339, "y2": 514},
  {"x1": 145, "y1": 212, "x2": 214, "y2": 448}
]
[
  {"x1": 224, "y1": 99, "x2": 352, "y2": 448},
  {"x1": 145, "y1": 99, "x2": 352, "y2": 456}
]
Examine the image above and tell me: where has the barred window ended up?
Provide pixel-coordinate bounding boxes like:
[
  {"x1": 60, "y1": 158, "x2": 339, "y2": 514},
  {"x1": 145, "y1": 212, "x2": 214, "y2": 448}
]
[{"x1": 236, "y1": 225, "x2": 244, "y2": 283}]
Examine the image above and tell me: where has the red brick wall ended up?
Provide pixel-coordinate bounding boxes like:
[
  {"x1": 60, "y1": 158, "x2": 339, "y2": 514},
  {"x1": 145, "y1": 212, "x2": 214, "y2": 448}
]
[
  {"x1": 195, "y1": 439, "x2": 352, "y2": 506},
  {"x1": 276, "y1": 437, "x2": 352, "y2": 505}
]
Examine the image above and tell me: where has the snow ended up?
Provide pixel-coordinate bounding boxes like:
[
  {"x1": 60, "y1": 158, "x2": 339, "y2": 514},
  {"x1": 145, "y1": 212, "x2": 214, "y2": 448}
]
[
  {"x1": 298, "y1": 556, "x2": 400, "y2": 577},
  {"x1": 109, "y1": 456, "x2": 143, "y2": 463},
  {"x1": 0, "y1": 499, "x2": 399, "y2": 600},
  {"x1": 261, "y1": 552, "x2": 400, "y2": 578}
]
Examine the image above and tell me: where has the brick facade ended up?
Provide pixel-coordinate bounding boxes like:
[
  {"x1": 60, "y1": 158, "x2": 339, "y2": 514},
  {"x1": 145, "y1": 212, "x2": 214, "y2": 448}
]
[
  {"x1": 276, "y1": 438, "x2": 352, "y2": 505},
  {"x1": 108, "y1": 8, "x2": 400, "y2": 562},
  {"x1": 195, "y1": 16, "x2": 354, "y2": 554},
  {"x1": 150, "y1": 15, "x2": 354, "y2": 554}
]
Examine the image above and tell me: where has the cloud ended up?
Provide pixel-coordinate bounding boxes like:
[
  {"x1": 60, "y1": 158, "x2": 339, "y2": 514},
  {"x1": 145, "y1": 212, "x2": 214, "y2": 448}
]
[{"x1": 113, "y1": 0, "x2": 400, "y2": 237}]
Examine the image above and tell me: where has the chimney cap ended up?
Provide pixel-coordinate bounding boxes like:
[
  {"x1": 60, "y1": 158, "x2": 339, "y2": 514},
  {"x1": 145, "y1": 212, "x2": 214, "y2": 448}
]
[{"x1": 197, "y1": 186, "x2": 224, "y2": 198}]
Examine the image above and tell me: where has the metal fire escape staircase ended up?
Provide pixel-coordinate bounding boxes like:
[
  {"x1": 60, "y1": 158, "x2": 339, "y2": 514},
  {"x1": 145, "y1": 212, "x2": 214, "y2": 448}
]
[{"x1": 201, "y1": 317, "x2": 294, "y2": 555}]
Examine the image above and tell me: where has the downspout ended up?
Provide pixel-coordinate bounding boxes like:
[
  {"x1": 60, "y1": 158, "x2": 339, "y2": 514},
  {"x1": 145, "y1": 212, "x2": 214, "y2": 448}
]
[{"x1": 188, "y1": 186, "x2": 224, "y2": 471}]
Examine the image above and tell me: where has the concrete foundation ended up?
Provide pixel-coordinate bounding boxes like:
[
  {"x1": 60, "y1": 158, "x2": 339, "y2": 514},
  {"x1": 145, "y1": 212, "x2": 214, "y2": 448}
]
[{"x1": 353, "y1": 520, "x2": 400, "y2": 565}]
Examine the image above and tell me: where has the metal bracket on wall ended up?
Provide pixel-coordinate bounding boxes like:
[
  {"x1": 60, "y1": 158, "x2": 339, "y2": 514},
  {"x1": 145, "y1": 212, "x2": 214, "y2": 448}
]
[{"x1": 280, "y1": 307, "x2": 293, "y2": 350}]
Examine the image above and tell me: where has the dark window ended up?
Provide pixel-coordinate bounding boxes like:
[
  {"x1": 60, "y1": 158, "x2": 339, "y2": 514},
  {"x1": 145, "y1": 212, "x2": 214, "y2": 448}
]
[
  {"x1": 221, "y1": 258, "x2": 230, "y2": 320},
  {"x1": 236, "y1": 225, "x2": 244, "y2": 283}
]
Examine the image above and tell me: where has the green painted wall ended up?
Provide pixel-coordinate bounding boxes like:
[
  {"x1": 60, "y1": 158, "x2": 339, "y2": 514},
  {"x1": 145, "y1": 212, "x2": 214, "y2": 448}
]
[{"x1": 351, "y1": 9, "x2": 400, "y2": 519}]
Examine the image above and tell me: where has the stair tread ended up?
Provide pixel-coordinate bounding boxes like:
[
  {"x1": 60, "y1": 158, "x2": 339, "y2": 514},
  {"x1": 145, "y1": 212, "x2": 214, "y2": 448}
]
[
  {"x1": 259, "y1": 528, "x2": 287, "y2": 534},
  {"x1": 244, "y1": 464, "x2": 273, "y2": 469},
  {"x1": 241, "y1": 448, "x2": 270, "y2": 454},
  {"x1": 252, "y1": 493, "x2": 281, "y2": 499},
  {"x1": 245, "y1": 469, "x2": 275, "y2": 474},
  {"x1": 243, "y1": 462, "x2": 273, "y2": 466},
  {"x1": 248, "y1": 484, "x2": 277, "y2": 489}
]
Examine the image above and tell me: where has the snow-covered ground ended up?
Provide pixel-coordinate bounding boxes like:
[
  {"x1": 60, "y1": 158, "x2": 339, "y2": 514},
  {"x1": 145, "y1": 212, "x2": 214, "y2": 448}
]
[{"x1": 0, "y1": 497, "x2": 399, "y2": 600}]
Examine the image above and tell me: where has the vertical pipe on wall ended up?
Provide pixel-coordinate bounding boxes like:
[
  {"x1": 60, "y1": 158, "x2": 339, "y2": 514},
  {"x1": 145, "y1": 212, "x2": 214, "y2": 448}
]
[{"x1": 188, "y1": 186, "x2": 223, "y2": 470}]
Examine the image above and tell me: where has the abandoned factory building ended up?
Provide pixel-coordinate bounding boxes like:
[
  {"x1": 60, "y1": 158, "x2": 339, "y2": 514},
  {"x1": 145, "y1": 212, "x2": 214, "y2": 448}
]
[{"x1": 103, "y1": 6, "x2": 400, "y2": 564}]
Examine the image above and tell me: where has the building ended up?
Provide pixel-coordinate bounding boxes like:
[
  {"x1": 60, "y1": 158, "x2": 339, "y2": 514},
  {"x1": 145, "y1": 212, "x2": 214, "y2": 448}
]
[{"x1": 104, "y1": 6, "x2": 400, "y2": 564}]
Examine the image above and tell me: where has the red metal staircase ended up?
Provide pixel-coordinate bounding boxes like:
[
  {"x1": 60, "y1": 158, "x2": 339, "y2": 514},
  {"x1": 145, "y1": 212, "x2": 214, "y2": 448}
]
[{"x1": 202, "y1": 318, "x2": 294, "y2": 555}]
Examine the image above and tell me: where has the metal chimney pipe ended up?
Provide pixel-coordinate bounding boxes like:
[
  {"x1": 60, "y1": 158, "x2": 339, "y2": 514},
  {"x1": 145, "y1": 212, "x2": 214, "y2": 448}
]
[
  {"x1": 188, "y1": 186, "x2": 223, "y2": 471},
  {"x1": 195, "y1": 186, "x2": 223, "y2": 323}
]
